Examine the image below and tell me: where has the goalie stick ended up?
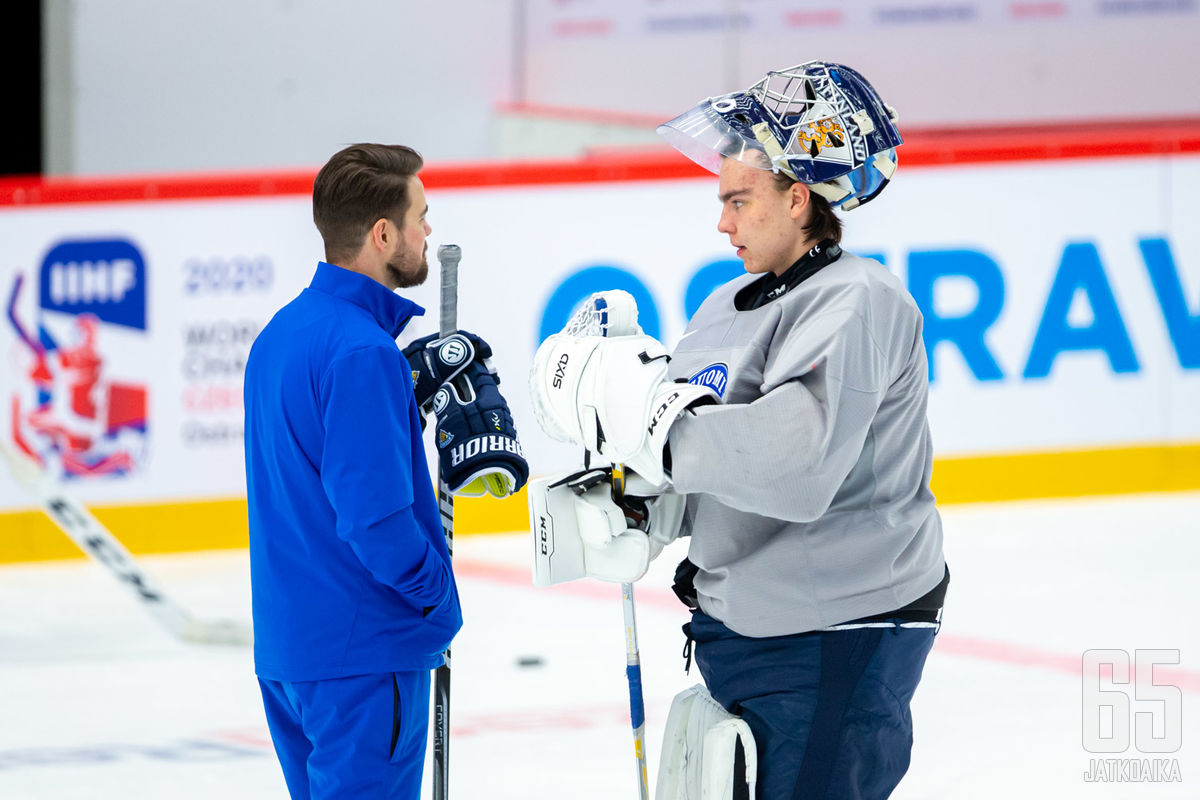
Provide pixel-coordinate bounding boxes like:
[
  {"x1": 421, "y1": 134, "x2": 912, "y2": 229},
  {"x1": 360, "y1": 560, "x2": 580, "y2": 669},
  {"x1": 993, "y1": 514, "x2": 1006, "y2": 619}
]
[
  {"x1": 0, "y1": 439, "x2": 252, "y2": 645},
  {"x1": 432, "y1": 243, "x2": 460, "y2": 800},
  {"x1": 614, "y1": 464, "x2": 651, "y2": 800},
  {"x1": 564, "y1": 291, "x2": 651, "y2": 800}
]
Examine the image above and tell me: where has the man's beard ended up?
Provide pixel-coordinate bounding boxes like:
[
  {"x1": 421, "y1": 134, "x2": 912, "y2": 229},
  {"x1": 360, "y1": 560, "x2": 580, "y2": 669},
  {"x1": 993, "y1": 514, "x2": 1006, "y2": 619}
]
[{"x1": 386, "y1": 244, "x2": 428, "y2": 289}]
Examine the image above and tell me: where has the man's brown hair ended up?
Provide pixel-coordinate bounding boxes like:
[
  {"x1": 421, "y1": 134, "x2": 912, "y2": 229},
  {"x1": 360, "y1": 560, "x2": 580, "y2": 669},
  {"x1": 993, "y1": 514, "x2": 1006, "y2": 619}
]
[
  {"x1": 312, "y1": 144, "x2": 424, "y2": 264},
  {"x1": 771, "y1": 172, "x2": 842, "y2": 244}
]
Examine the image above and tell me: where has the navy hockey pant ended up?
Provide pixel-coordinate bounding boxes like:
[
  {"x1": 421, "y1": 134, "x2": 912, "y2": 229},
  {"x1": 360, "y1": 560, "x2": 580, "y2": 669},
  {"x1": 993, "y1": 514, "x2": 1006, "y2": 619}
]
[
  {"x1": 258, "y1": 670, "x2": 430, "y2": 799},
  {"x1": 689, "y1": 611, "x2": 936, "y2": 800}
]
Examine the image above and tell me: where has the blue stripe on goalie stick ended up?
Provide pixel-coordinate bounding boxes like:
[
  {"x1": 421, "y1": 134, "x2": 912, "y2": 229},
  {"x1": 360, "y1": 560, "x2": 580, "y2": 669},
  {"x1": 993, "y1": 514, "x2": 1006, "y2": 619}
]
[{"x1": 626, "y1": 664, "x2": 646, "y2": 729}]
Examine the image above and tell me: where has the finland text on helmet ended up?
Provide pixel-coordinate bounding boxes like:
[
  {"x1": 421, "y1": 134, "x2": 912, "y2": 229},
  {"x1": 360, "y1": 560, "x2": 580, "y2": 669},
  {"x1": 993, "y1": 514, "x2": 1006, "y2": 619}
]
[{"x1": 657, "y1": 61, "x2": 902, "y2": 210}]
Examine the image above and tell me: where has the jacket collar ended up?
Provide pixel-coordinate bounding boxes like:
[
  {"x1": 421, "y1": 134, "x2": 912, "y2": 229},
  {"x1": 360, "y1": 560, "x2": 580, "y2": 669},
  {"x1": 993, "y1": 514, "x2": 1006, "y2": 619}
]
[
  {"x1": 309, "y1": 261, "x2": 425, "y2": 337},
  {"x1": 734, "y1": 240, "x2": 842, "y2": 311}
]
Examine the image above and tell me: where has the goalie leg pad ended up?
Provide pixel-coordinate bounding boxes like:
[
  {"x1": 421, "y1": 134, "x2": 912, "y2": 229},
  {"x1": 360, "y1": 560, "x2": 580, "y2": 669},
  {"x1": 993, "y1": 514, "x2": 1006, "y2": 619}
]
[
  {"x1": 656, "y1": 684, "x2": 758, "y2": 800},
  {"x1": 686, "y1": 613, "x2": 937, "y2": 798}
]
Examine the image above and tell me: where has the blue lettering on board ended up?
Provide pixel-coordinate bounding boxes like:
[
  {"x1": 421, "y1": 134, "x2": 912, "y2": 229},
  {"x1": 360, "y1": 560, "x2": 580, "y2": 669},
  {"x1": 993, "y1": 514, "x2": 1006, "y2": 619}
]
[
  {"x1": 1023, "y1": 242, "x2": 1139, "y2": 379},
  {"x1": 1140, "y1": 236, "x2": 1200, "y2": 369},
  {"x1": 908, "y1": 248, "x2": 1005, "y2": 382}
]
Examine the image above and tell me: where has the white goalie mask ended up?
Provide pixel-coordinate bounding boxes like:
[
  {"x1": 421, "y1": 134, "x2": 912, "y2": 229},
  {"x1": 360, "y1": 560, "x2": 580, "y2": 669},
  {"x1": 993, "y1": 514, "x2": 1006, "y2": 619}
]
[{"x1": 657, "y1": 61, "x2": 903, "y2": 210}]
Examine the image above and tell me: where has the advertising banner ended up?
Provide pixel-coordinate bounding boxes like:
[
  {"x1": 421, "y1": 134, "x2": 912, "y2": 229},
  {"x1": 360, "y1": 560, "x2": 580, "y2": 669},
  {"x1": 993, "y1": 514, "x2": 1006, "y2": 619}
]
[{"x1": 1, "y1": 150, "x2": 1198, "y2": 555}]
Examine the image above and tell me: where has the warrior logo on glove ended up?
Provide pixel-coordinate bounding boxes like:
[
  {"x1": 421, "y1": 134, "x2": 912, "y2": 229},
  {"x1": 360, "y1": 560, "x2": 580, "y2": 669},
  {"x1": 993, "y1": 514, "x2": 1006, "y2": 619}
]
[
  {"x1": 432, "y1": 387, "x2": 450, "y2": 416},
  {"x1": 446, "y1": 434, "x2": 525, "y2": 467},
  {"x1": 402, "y1": 330, "x2": 493, "y2": 413},
  {"x1": 437, "y1": 338, "x2": 469, "y2": 367}
]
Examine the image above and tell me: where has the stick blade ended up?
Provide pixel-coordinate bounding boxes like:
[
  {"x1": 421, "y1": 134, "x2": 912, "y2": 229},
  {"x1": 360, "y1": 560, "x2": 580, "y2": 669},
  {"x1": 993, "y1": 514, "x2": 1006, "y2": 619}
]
[{"x1": 178, "y1": 617, "x2": 254, "y2": 646}]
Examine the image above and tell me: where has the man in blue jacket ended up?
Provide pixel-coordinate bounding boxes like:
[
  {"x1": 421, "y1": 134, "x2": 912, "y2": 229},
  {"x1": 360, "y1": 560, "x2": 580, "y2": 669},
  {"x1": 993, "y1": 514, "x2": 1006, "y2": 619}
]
[{"x1": 244, "y1": 143, "x2": 462, "y2": 798}]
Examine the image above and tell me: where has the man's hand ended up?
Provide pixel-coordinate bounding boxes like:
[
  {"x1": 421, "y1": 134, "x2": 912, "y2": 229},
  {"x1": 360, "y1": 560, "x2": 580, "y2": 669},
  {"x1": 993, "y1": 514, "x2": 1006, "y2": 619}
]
[
  {"x1": 433, "y1": 361, "x2": 528, "y2": 498},
  {"x1": 402, "y1": 330, "x2": 494, "y2": 412}
]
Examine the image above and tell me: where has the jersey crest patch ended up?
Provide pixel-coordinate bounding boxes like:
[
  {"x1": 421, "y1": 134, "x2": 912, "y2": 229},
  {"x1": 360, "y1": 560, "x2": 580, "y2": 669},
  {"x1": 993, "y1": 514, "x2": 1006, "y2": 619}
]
[{"x1": 688, "y1": 363, "x2": 728, "y2": 399}]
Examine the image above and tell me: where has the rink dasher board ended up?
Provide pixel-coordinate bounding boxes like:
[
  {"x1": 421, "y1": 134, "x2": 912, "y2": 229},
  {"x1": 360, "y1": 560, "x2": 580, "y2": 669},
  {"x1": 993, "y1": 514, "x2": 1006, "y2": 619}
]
[{"x1": 0, "y1": 153, "x2": 1198, "y2": 544}]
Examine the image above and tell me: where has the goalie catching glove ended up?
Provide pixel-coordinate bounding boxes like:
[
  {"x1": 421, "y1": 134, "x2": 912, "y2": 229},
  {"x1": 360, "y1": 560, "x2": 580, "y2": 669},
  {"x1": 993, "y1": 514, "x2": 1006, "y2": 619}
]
[
  {"x1": 433, "y1": 361, "x2": 528, "y2": 498},
  {"x1": 529, "y1": 467, "x2": 685, "y2": 585},
  {"x1": 530, "y1": 333, "x2": 718, "y2": 486}
]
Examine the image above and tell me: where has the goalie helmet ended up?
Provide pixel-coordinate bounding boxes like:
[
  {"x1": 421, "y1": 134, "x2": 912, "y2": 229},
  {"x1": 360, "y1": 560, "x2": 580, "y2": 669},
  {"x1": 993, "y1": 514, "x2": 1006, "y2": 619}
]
[{"x1": 657, "y1": 61, "x2": 902, "y2": 210}]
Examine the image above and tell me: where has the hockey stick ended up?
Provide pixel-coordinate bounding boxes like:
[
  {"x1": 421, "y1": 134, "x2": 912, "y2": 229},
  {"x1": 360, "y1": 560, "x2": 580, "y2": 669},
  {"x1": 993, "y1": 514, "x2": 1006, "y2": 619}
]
[
  {"x1": 0, "y1": 439, "x2": 252, "y2": 645},
  {"x1": 432, "y1": 243, "x2": 460, "y2": 800},
  {"x1": 613, "y1": 466, "x2": 651, "y2": 800},
  {"x1": 571, "y1": 292, "x2": 651, "y2": 800},
  {"x1": 7, "y1": 274, "x2": 45, "y2": 357}
]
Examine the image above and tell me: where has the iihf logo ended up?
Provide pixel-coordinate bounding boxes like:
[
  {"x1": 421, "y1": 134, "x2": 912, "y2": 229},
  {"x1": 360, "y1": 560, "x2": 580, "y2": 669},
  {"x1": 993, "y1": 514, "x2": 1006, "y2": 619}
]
[
  {"x1": 5, "y1": 238, "x2": 149, "y2": 479},
  {"x1": 688, "y1": 363, "x2": 728, "y2": 399}
]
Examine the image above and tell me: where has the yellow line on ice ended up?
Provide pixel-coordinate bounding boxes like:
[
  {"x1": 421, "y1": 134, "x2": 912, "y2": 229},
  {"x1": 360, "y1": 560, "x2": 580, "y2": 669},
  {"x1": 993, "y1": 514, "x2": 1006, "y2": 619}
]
[{"x1": 2, "y1": 441, "x2": 1199, "y2": 563}]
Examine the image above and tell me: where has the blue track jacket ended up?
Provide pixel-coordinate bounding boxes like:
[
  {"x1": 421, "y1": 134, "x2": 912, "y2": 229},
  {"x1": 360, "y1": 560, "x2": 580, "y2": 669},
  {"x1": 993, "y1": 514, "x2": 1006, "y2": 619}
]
[{"x1": 244, "y1": 261, "x2": 461, "y2": 681}]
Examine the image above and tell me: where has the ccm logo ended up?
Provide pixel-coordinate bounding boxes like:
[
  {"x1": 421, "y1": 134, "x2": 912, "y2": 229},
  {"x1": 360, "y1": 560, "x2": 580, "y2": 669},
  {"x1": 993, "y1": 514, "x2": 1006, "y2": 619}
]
[
  {"x1": 552, "y1": 353, "x2": 569, "y2": 389},
  {"x1": 646, "y1": 391, "x2": 681, "y2": 436}
]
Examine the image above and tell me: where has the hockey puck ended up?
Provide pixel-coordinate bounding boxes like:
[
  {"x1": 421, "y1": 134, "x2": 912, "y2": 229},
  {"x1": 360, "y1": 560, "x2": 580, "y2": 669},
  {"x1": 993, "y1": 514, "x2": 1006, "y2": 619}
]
[{"x1": 515, "y1": 655, "x2": 545, "y2": 668}]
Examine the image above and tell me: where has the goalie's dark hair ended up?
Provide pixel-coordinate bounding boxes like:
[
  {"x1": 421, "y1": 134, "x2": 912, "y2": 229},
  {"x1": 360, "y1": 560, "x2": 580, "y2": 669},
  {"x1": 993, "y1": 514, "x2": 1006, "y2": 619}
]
[
  {"x1": 771, "y1": 172, "x2": 842, "y2": 245},
  {"x1": 312, "y1": 143, "x2": 425, "y2": 265}
]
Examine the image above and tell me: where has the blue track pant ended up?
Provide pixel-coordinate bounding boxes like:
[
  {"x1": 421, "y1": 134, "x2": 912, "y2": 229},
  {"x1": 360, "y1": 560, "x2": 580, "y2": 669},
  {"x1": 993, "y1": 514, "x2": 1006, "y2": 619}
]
[
  {"x1": 258, "y1": 670, "x2": 430, "y2": 799},
  {"x1": 689, "y1": 611, "x2": 936, "y2": 800}
]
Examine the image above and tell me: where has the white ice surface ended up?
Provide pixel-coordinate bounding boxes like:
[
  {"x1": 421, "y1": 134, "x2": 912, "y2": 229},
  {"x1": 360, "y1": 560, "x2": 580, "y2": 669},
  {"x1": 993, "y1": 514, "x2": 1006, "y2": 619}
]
[{"x1": 1, "y1": 492, "x2": 1197, "y2": 799}]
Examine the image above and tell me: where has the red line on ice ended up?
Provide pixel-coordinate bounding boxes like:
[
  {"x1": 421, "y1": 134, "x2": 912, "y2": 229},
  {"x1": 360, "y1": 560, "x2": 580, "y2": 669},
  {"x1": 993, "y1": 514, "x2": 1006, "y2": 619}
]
[{"x1": 454, "y1": 558, "x2": 1200, "y2": 693}]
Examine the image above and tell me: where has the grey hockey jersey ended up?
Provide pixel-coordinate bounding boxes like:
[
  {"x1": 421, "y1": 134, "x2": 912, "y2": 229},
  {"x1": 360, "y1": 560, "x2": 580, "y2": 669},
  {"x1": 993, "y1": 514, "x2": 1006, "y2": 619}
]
[{"x1": 666, "y1": 250, "x2": 946, "y2": 637}]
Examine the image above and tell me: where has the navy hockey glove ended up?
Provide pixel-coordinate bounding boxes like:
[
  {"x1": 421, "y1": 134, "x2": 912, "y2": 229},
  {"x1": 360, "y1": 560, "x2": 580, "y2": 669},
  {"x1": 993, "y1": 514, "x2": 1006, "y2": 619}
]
[
  {"x1": 433, "y1": 361, "x2": 529, "y2": 498},
  {"x1": 402, "y1": 330, "x2": 494, "y2": 411}
]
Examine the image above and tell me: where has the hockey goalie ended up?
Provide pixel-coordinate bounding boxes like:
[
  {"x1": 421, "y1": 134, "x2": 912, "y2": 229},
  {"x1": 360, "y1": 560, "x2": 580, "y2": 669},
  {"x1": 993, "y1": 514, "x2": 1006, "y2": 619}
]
[{"x1": 527, "y1": 59, "x2": 949, "y2": 800}]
